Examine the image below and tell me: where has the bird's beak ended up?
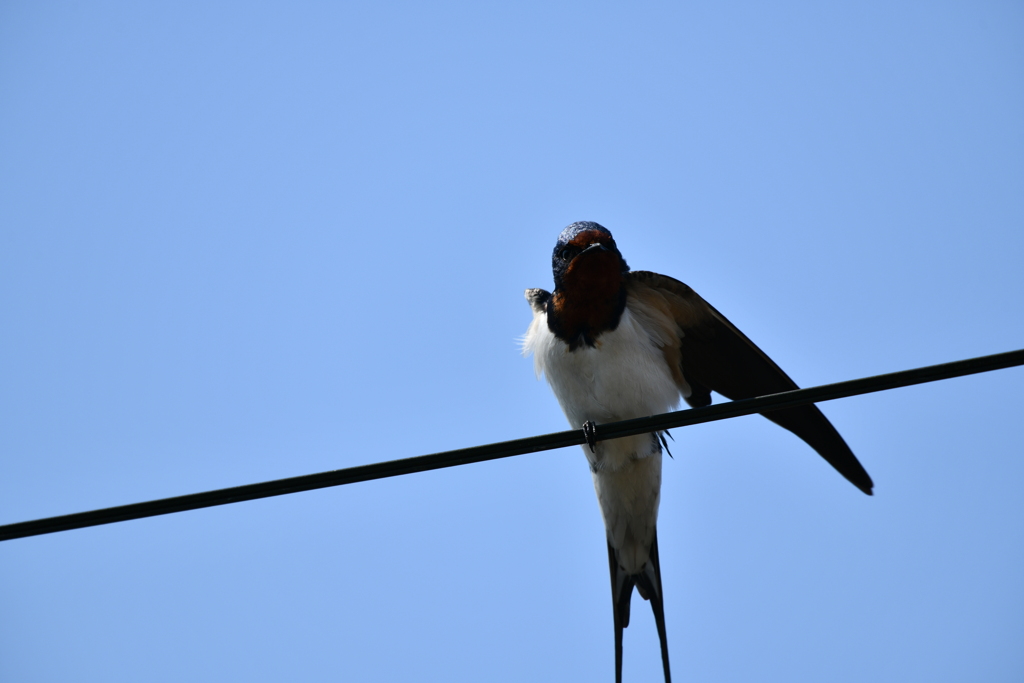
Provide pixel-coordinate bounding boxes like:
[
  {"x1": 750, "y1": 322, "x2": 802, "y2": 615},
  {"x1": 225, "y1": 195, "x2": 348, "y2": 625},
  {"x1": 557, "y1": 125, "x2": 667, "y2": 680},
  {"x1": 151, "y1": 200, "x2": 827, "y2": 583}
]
[{"x1": 581, "y1": 242, "x2": 609, "y2": 256}]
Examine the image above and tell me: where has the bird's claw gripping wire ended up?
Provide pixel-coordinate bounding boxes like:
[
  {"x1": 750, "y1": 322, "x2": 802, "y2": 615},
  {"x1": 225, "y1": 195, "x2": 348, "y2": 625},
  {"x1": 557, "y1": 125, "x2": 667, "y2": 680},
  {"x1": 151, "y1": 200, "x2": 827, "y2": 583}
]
[{"x1": 583, "y1": 420, "x2": 599, "y2": 453}]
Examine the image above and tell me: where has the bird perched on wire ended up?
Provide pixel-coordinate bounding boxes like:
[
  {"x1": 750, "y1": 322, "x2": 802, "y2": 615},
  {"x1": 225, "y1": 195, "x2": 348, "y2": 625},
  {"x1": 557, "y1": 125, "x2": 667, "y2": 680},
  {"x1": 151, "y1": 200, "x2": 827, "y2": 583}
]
[{"x1": 522, "y1": 221, "x2": 873, "y2": 683}]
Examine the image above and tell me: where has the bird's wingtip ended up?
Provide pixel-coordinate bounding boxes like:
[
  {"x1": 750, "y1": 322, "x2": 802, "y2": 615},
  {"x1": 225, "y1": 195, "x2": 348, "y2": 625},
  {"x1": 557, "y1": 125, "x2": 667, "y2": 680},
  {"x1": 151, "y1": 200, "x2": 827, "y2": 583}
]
[{"x1": 854, "y1": 478, "x2": 874, "y2": 496}]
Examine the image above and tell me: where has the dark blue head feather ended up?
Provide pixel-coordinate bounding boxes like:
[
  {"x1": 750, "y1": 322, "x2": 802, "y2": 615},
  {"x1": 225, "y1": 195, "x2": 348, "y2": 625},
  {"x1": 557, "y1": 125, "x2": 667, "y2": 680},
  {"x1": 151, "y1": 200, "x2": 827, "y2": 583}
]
[{"x1": 556, "y1": 221, "x2": 613, "y2": 247}]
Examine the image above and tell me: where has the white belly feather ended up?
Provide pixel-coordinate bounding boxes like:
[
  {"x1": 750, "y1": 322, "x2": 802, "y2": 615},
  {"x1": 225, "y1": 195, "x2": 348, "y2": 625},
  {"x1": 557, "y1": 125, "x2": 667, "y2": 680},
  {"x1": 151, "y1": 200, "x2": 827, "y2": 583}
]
[{"x1": 522, "y1": 304, "x2": 681, "y2": 573}]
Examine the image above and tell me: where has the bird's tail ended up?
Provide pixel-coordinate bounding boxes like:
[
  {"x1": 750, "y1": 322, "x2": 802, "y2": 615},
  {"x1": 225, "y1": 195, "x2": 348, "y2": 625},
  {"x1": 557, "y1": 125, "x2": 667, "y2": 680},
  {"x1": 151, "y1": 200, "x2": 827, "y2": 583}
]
[{"x1": 608, "y1": 530, "x2": 671, "y2": 683}]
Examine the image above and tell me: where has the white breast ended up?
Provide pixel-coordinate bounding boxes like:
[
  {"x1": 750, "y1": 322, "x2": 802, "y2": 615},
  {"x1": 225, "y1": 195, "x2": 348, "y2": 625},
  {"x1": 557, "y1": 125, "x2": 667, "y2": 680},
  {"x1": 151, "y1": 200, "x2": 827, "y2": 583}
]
[
  {"x1": 522, "y1": 304, "x2": 681, "y2": 448},
  {"x1": 522, "y1": 302, "x2": 682, "y2": 573}
]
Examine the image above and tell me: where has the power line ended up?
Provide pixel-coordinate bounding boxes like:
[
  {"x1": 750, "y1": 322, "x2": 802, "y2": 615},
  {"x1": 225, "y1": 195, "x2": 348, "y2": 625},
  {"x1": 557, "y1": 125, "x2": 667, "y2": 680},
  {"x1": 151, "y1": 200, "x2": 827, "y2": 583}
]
[{"x1": 1, "y1": 348, "x2": 1022, "y2": 543}]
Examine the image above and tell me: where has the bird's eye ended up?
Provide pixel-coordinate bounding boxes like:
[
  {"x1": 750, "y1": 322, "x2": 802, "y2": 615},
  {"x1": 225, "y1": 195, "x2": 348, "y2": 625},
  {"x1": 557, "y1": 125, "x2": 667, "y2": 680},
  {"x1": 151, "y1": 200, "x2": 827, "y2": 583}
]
[{"x1": 560, "y1": 247, "x2": 575, "y2": 260}]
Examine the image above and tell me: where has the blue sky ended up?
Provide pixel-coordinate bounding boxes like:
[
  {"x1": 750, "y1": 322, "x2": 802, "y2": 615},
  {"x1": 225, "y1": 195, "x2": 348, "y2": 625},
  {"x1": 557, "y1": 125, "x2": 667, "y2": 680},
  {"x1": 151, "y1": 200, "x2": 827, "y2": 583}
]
[{"x1": 2, "y1": 2, "x2": 1022, "y2": 681}]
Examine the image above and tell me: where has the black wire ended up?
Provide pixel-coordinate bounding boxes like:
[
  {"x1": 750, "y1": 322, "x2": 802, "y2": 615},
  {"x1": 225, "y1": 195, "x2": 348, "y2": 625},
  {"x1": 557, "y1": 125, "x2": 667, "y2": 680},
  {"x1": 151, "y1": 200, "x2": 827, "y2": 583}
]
[{"x1": 2, "y1": 348, "x2": 1022, "y2": 543}]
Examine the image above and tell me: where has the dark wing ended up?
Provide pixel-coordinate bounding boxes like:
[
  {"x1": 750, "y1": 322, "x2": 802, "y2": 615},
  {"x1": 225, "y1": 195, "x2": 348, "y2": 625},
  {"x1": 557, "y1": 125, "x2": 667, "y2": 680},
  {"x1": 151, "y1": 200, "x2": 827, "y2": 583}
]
[{"x1": 626, "y1": 271, "x2": 873, "y2": 495}]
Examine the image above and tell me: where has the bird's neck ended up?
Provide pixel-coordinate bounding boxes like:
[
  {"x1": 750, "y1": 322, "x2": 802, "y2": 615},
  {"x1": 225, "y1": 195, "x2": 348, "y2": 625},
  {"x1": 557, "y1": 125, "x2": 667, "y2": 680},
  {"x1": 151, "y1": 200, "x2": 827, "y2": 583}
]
[{"x1": 547, "y1": 256, "x2": 627, "y2": 350}]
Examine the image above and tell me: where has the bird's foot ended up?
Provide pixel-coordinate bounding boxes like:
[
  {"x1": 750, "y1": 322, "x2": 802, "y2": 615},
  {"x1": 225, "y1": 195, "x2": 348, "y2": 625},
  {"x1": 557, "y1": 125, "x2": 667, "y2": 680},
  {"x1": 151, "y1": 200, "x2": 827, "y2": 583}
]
[
  {"x1": 658, "y1": 431, "x2": 674, "y2": 459},
  {"x1": 582, "y1": 420, "x2": 599, "y2": 453}
]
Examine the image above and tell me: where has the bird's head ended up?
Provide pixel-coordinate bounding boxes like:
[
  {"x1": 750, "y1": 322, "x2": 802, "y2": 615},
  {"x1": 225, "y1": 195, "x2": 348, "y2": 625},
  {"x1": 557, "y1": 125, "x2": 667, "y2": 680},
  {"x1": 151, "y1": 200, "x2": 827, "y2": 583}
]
[
  {"x1": 546, "y1": 222, "x2": 630, "y2": 349},
  {"x1": 551, "y1": 221, "x2": 629, "y2": 292}
]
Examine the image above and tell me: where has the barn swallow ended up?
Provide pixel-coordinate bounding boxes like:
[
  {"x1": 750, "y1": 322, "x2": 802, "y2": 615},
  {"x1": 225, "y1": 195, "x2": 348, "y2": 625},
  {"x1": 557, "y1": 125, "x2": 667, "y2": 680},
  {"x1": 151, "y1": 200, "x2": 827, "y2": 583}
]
[{"x1": 522, "y1": 222, "x2": 873, "y2": 682}]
